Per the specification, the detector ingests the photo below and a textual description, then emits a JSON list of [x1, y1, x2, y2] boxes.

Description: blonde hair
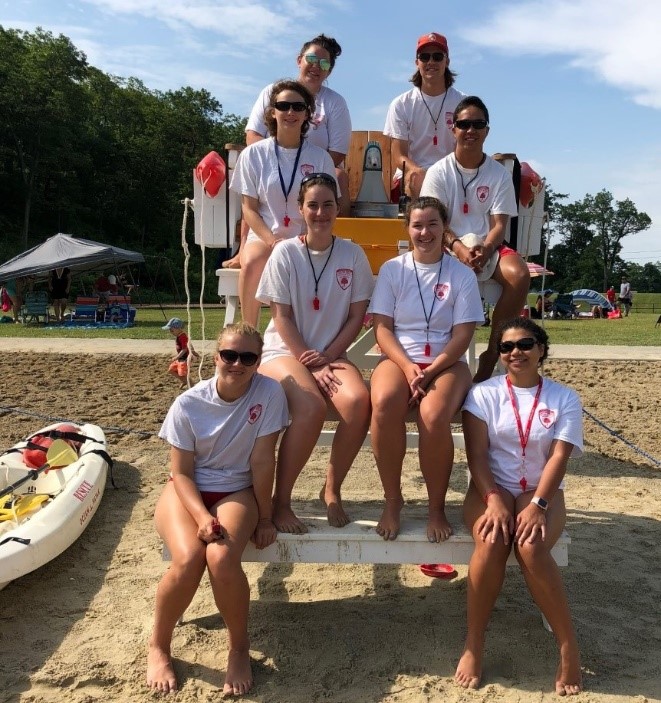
[[217, 322, 263, 354]]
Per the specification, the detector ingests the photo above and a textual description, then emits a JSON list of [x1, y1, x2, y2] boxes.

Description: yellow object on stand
[[334, 217, 409, 275]]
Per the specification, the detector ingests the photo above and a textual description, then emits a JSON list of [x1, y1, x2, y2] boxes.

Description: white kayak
[[0, 422, 110, 590]]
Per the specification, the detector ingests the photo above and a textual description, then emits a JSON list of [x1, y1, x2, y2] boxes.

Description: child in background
[[162, 318, 199, 387]]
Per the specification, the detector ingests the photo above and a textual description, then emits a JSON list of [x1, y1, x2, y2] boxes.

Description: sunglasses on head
[[497, 337, 538, 354], [454, 119, 489, 130], [304, 54, 332, 71], [217, 349, 259, 366], [300, 172, 337, 188], [417, 51, 446, 62], [274, 100, 308, 113]]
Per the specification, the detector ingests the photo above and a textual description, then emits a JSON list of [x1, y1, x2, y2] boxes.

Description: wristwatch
[[531, 496, 549, 511]]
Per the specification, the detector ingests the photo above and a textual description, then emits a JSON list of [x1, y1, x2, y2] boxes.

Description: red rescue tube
[[195, 151, 226, 198], [519, 162, 542, 209]]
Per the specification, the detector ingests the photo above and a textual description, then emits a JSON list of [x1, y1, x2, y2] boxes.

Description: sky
[[3, 0, 660, 265]]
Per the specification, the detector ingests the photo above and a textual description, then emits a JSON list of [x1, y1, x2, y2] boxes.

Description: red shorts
[[498, 244, 517, 257], [418, 362, 432, 370], [167, 477, 237, 510], [168, 360, 189, 379]]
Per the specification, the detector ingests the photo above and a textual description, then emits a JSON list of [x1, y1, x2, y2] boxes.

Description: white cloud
[[81, 0, 315, 46], [462, 0, 661, 109]]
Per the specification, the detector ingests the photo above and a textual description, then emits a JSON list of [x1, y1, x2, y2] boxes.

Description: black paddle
[[0, 440, 79, 500]]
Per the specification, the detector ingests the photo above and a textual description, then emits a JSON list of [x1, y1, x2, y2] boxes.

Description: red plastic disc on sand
[[419, 563, 458, 580]]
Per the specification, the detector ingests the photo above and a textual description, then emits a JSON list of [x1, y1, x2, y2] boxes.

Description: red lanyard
[[506, 376, 543, 490]]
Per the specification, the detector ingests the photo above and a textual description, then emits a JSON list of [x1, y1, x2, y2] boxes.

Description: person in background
[[230, 79, 336, 327], [1, 278, 22, 322], [420, 95, 530, 382], [456, 317, 582, 694], [93, 273, 111, 302], [533, 290, 553, 319], [619, 276, 632, 316], [162, 317, 199, 389], [256, 172, 373, 533], [147, 323, 289, 696], [368, 196, 484, 542], [605, 285, 616, 306], [48, 267, 71, 323], [223, 33, 352, 270], [384, 32, 465, 200]]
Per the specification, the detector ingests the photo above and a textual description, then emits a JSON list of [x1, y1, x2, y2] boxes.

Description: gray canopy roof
[[0, 233, 145, 281]]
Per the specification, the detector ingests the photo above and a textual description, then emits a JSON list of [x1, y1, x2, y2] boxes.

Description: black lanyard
[[274, 138, 303, 227], [304, 235, 336, 310], [419, 89, 448, 146], [412, 253, 444, 356], [454, 154, 485, 214]]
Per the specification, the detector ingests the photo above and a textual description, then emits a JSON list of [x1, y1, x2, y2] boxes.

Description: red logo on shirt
[[248, 404, 262, 424], [445, 112, 453, 128], [538, 408, 555, 428], [434, 283, 449, 300], [476, 186, 489, 202], [300, 164, 314, 176], [336, 268, 353, 290]]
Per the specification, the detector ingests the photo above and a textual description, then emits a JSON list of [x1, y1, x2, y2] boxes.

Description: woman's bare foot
[[147, 644, 177, 693], [555, 648, 582, 695], [376, 496, 404, 540], [454, 648, 481, 689], [319, 486, 350, 527], [221, 255, 241, 269], [223, 648, 253, 697], [272, 503, 308, 534], [427, 507, 453, 542]]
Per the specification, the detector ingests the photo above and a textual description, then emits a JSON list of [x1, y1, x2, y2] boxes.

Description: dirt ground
[[0, 352, 659, 703]]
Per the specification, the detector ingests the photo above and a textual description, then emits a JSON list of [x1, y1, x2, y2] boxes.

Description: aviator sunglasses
[[497, 337, 538, 354], [454, 119, 489, 130], [304, 54, 332, 71], [417, 51, 446, 63], [217, 349, 259, 366], [274, 100, 308, 113]]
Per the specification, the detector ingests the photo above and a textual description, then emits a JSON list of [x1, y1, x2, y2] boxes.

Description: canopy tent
[[0, 233, 144, 282], [569, 289, 614, 311]]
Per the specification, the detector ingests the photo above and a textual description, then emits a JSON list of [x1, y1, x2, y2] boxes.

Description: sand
[[0, 350, 660, 703]]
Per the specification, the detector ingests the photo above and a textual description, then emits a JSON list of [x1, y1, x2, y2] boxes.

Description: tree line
[[1, 27, 657, 296]]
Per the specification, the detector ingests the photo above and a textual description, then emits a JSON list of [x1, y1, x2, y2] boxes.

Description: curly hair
[[263, 79, 315, 138], [298, 34, 342, 71]]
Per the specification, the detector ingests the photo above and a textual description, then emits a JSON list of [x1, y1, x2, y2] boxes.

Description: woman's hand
[[197, 516, 226, 544], [252, 518, 277, 549], [312, 362, 344, 397], [406, 363, 427, 406], [298, 349, 330, 367], [475, 494, 514, 544], [515, 503, 547, 545]]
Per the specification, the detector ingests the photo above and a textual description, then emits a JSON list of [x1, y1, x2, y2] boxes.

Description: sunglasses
[[454, 119, 489, 130], [300, 172, 337, 188], [304, 54, 332, 71], [417, 51, 446, 63], [497, 337, 538, 354], [274, 100, 308, 113], [217, 349, 259, 366]]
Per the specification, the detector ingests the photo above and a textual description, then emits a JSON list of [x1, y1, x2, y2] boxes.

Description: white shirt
[[246, 84, 352, 156], [230, 137, 337, 240], [420, 154, 518, 238], [368, 253, 484, 363], [463, 376, 583, 494], [257, 236, 374, 364], [159, 374, 289, 492], [383, 86, 465, 170]]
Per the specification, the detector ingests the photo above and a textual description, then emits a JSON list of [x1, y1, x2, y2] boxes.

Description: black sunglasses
[[454, 119, 489, 130], [274, 100, 308, 113], [497, 337, 538, 354], [300, 172, 337, 187], [417, 52, 445, 62], [218, 349, 259, 366]]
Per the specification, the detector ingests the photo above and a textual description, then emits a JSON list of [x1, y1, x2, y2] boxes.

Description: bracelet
[[483, 488, 500, 505], [448, 238, 461, 251]]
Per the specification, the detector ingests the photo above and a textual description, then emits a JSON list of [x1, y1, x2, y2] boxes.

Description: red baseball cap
[[416, 32, 448, 55]]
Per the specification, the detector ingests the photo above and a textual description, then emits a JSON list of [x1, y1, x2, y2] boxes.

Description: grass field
[[2, 302, 661, 345]]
